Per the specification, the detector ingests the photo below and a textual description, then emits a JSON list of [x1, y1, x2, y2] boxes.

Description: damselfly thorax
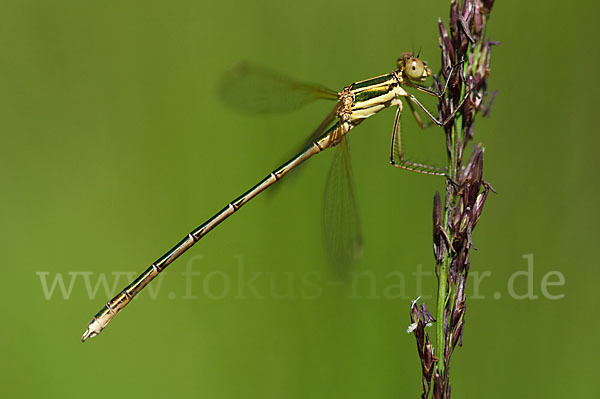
[[330, 71, 409, 144]]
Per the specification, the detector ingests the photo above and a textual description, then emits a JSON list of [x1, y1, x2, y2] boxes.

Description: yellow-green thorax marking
[[326, 52, 431, 146]]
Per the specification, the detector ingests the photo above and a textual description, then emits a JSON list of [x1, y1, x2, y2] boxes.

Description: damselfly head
[[397, 52, 431, 82]]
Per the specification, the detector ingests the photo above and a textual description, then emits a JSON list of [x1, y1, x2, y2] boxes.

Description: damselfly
[[81, 52, 467, 342]]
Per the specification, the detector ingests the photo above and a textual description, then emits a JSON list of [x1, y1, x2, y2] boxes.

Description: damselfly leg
[[390, 57, 471, 175]]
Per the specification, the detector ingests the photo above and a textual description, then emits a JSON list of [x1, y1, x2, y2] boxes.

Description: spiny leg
[[406, 99, 430, 130], [393, 89, 471, 178], [389, 106, 446, 175], [405, 88, 471, 127], [397, 97, 465, 182], [410, 57, 466, 98], [391, 68, 471, 175]]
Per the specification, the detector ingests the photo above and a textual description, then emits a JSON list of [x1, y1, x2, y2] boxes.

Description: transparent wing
[[304, 103, 339, 146], [266, 104, 340, 199], [322, 137, 363, 279], [219, 62, 338, 114]]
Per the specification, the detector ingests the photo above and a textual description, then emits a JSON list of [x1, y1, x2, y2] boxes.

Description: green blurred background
[[1, 0, 598, 398]]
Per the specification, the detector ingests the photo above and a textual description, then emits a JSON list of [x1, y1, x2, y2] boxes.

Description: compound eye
[[405, 57, 425, 80]]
